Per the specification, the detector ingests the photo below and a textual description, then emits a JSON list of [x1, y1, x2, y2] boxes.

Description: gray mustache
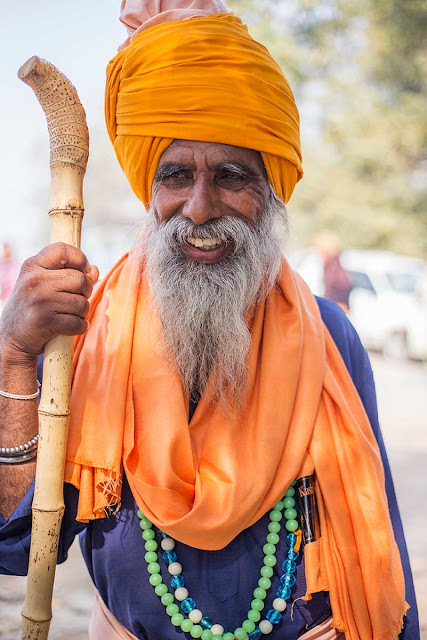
[[160, 214, 258, 254]]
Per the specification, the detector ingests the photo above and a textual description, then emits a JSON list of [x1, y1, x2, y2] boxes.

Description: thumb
[[88, 264, 99, 285]]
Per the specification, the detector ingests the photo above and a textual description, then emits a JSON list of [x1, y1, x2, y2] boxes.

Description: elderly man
[[0, 1, 419, 639]]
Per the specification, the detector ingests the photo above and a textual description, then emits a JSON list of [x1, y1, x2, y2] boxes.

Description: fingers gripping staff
[[17, 56, 89, 640]]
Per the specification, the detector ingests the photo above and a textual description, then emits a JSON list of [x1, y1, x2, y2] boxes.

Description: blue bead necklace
[[137, 482, 301, 639]]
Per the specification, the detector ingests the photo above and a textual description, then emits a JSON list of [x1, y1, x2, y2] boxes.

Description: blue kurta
[[0, 298, 420, 639]]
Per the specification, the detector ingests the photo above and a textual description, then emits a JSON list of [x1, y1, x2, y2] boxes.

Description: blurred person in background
[[0, 242, 18, 304], [315, 231, 353, 313], [0, 1, 419, 639]]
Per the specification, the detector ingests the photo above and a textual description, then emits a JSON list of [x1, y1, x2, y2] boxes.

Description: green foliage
[[226, 0, 427, 256]]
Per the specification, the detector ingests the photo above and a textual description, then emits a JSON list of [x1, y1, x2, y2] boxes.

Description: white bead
[[189, 609, 203, 623], [210, 624, 224, 635], [168, 562, 182, 575], [272, 597, 287, 612], [259, 619, 274, 634], [161, 537, 175, 551], [174, 587, 188, 601]]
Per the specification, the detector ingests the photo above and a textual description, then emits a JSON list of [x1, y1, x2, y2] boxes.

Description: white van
[[291, 249, 427, 360]]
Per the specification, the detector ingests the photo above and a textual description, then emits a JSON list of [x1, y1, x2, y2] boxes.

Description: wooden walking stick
[[18, 56, 89, 640]]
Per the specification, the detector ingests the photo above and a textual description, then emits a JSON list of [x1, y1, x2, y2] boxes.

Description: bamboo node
[[48, 208, 84, 219], [38, 410, 70, 418], [31, 507, 65, 516]]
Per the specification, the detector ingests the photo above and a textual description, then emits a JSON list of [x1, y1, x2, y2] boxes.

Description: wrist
[[0, 336, 38, 375]]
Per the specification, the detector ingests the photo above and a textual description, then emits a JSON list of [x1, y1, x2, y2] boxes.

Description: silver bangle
[[0, 380, 40, 400], [0, 449, 38, 464], [0, 434, 38, 458]]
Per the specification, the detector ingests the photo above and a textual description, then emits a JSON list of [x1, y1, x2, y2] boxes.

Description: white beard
[[141, 190, 288, 408]]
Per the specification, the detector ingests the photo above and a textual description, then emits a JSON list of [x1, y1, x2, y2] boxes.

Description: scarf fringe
[[376, 602, 410, 640], [98, 473, 123, 517]]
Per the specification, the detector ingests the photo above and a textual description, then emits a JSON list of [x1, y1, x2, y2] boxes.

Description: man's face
[[152, 140, 271, 264], [144, 139, 286, 405]]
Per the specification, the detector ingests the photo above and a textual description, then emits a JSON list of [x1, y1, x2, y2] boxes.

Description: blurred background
[[0, 0, 426, 637]]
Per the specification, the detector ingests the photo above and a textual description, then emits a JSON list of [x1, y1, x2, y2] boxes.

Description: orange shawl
[[65, 253, 407, 640]]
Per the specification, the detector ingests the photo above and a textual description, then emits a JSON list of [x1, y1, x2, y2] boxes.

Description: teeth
[[187, 236, 223, 250]]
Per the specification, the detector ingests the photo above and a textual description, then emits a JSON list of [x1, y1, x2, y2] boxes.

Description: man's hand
[[0, 242, 98, 362], [0, 243, 98, 519]]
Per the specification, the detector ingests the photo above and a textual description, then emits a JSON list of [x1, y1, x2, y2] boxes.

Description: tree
[[227, 0, 427, 256]]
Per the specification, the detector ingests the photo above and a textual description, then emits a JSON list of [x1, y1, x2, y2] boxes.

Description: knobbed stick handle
[[18, 57, 89, 640], [18, 56, 88, 171]]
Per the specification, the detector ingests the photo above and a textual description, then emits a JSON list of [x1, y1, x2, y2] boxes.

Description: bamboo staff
[[18, 56, 89, 640]]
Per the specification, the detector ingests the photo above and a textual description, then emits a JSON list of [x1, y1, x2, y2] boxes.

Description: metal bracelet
[[0, 380, 41, 400], [0, 434, 39, 457], [0, 448, 38, 464]]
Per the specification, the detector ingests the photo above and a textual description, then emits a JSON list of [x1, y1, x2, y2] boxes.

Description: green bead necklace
[[137, 482, 301, 639]]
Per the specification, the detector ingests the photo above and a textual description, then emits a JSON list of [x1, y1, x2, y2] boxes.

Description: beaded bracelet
[[0, 380, 41, 400], [0, 435, 39, 464]]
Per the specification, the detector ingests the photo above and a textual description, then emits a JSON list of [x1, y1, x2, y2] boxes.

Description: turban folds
[[105, 13, 303, 205]]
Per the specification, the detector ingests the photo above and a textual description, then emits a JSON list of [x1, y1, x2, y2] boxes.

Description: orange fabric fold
[[105, 14, 302, 205], [66, 253, 407, 640]]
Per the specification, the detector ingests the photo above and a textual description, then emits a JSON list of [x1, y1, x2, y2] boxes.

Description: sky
[[0, 0, 314, 266], [0, 1, 127, 258]]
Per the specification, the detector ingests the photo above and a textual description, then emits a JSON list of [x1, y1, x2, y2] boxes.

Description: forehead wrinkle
[[159, 140, 266, 171]]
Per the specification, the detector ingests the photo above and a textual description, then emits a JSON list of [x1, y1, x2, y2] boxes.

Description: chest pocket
[[207, 536, 239, 601]]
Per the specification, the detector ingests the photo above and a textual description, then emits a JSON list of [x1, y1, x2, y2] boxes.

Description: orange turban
[[105, 13, 303, 206]]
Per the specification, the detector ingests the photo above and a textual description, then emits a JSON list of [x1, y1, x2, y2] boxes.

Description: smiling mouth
[[186, 236, 226, 251], [181, 235, 234, 263]]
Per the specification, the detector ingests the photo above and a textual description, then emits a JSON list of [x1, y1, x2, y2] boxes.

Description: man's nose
[[181, 175, 220, 225]]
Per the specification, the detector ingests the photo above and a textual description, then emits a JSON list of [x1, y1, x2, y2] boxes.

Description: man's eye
[[217, 172, 247, 186], [169, 170, 190, 180], [157, 169, 193, 186]]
